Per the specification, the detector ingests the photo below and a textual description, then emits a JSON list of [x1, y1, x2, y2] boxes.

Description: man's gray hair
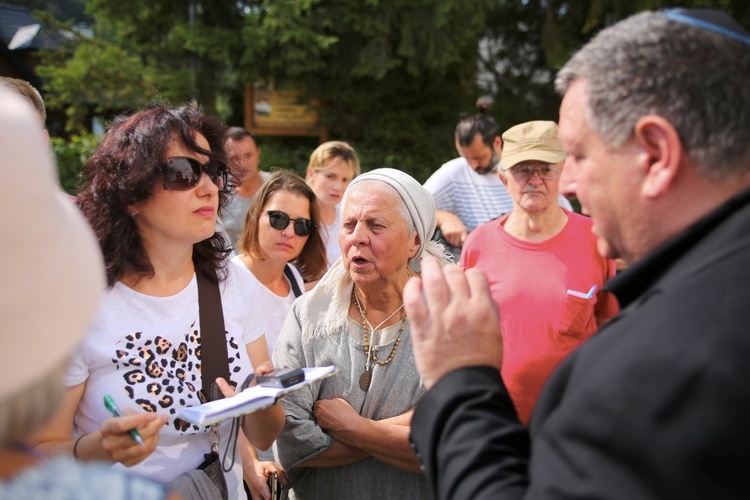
[[555, 10, 750, 179]]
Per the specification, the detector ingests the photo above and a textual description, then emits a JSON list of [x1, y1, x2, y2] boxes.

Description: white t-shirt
[[424, 157, 514, 232], [66, 260, 267, 500], [231, 256, 304, 356], [323, 205, 342, 267], [424, 157, 572, 232]]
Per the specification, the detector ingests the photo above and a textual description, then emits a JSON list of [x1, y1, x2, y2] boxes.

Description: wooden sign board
[[244, 82, 327, 143]]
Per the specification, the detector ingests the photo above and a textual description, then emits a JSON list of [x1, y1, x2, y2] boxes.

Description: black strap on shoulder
[[196, 269, 230, 403], [284, 264, 303, 298]]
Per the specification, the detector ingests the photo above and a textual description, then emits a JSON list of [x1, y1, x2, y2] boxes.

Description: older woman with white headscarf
[[272, 168, 448, 499]]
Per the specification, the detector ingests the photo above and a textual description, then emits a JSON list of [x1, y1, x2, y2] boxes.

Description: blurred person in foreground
[[559, 162, 628, 272], [221, 127, 271, 249], [0, 90, 169, 497], [460, 120, 618, 425], [273, 168, 450, 499], [0, 77, 46, 135], [32, 105, 284, 500], [232, 170, 327, 498], [406, 8, 750, 499]]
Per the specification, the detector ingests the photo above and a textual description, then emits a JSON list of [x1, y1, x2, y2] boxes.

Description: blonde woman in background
[[305, 141, 360, 269]]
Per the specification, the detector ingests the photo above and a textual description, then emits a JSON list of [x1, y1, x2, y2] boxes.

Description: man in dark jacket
[[405, 8, 750, 500]]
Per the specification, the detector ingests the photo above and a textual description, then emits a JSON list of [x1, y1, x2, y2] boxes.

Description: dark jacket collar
[[606, 187, 750, 309]]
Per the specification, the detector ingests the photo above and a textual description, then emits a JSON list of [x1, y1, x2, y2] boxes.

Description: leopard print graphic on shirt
[[110, 322, 244, 433]]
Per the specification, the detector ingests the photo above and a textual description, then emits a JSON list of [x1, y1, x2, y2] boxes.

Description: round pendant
[[359, 371, 372, 391]]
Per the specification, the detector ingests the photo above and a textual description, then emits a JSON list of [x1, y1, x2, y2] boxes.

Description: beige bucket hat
[[0, 89, 105, 400], [500, 120, 566, 170]]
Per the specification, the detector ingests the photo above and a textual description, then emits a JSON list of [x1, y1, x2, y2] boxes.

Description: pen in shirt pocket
[[566, 285, 598, 299]]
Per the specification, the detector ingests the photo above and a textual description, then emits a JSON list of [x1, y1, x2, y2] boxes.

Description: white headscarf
[[346, 168, 451, 265], [299, 168, 449, 339]]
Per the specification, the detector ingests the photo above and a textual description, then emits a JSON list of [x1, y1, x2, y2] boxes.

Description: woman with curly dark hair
[[33, 105, 284, 499]]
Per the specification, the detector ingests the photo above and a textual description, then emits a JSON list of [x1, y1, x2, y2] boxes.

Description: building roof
[[0, 3, 52, 50]]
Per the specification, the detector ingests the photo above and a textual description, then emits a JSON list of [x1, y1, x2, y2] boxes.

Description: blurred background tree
[[11, 0, 748, 191]]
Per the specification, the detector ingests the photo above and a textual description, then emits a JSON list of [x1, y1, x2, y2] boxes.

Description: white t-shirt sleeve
[[424, 163, 457, 213], [64, 340, 90, 386]]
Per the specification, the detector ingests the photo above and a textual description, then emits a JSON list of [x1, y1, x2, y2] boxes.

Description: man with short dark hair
[[221, 127, 271, 248], [406, 8, 750, 499], [424, 105, 510, 254]]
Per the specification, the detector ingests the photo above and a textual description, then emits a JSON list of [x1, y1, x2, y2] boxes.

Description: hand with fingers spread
[[403, 255, 503, 390]]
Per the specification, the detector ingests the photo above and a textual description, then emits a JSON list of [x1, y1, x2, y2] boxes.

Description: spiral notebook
[[178, 366, 338, 425]]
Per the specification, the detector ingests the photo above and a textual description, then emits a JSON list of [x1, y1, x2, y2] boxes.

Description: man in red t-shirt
[[460, 120, 618, 425]]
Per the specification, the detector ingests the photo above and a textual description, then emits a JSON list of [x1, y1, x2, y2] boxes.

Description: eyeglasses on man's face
[[267, 210, 315, 237], [162, 157, 228, 191], [508, 162, 561, 182]]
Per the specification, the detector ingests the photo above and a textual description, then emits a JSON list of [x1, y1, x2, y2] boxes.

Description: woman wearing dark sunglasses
[[232, 170, 326, 499], [235, 169, 327, 358], [33, 105, 284, 500]]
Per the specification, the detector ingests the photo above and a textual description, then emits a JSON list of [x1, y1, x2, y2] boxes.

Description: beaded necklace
[[352, 287, 407, 391]]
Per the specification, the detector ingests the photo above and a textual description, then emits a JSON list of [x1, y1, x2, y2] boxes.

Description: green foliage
[[255, 135, 449, 184], [35, 0, 750, 187], [241, 0, 493, 180], [39, 41, 157, 132], [476, 0, 750, 135], [84, 0, 249, 117], [254, 136, 319, 177], [245, 0, 491, 79], [50, 131, 101, 194], [34, 11, 159, 133]]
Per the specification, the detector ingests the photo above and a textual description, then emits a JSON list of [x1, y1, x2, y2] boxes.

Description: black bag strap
[[196, 268, 230, 403], [284, 264, 303, 298]]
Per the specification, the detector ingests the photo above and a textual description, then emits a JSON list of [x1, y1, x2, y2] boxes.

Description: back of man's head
[[556, 9, 750, 180], [455, 98, 499, 148], [0, 77, 46, 123]]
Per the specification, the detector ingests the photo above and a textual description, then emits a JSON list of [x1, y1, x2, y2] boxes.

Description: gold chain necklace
[[352, 287, 407, 391]]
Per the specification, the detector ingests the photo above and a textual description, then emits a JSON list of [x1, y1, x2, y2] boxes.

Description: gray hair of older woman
[[344, 168, 451, 265]]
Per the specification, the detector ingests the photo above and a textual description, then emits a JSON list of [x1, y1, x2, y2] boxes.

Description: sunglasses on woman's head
[[267, 210, 315, 237], [162, 157, 228, 191]]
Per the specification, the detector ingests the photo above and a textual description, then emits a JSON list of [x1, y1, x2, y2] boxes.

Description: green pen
[[103, 395, 146, 446]]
